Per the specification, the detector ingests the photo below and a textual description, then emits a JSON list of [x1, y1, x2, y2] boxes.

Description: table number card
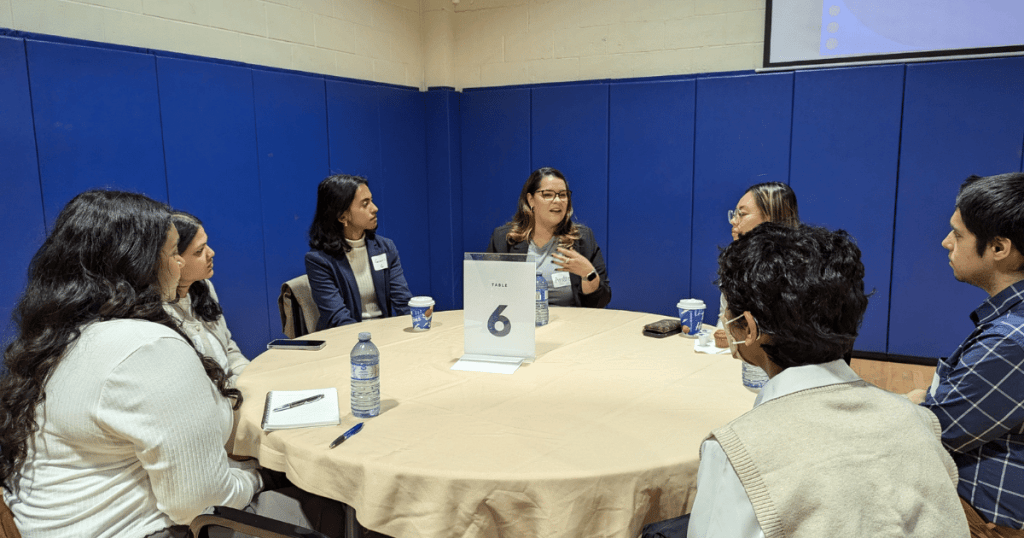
[[457, 253, 535, 373]]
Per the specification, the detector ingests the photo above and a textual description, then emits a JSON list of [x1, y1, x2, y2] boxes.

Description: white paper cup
[[676, 299, 705, 336], [409, 296, 435, 331]]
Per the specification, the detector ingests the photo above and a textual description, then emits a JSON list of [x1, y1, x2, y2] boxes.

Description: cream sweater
[[4, 319, 259, 538], [164, 280, 248, 385], [710, 380, 968, 538]]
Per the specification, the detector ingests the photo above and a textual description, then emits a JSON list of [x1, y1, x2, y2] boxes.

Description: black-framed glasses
[[536, 190, 571, 202]]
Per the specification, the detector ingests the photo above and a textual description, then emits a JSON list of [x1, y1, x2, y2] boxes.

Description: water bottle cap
[[358, 332, 371, 341]]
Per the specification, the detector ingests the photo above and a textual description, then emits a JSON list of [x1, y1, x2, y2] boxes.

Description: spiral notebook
[[260, 388, 341, 431]]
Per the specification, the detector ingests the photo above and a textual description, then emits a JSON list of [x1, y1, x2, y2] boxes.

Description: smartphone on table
[[267, 339, 326, 351]]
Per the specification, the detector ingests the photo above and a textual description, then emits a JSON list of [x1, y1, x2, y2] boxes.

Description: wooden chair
[[278, 275, 320, 339], [961, 497, 1024, 538], [0, 496, 327, 538]]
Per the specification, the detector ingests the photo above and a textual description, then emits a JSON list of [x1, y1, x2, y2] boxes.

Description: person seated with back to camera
[[306, 174, 412, 330], [486, 167, 611, 308], [164, 211, 248, 386], [0, 190, 343, 538], [659, 223, 969, 538]]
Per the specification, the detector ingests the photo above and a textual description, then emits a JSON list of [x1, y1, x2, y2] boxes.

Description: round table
[[230, 308, 755, 538]]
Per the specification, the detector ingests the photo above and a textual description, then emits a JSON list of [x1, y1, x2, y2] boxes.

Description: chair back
[[278, 275, 320, 339], [0, 496, 21, 538], [961, 497, 1024, 538]]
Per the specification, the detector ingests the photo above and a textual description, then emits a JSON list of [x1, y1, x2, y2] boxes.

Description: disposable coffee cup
[[697, 329, 713, 346], [676, 299, 705, 336], [409, 296, 435, 331]]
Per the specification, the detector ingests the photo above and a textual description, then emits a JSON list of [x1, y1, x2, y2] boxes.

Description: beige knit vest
[[710, 380, 969, 538]]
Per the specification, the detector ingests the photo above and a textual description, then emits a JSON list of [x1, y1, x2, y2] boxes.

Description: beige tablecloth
[[231, 308, 756, 538]]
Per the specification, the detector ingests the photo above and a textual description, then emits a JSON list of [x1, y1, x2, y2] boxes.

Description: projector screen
[[764, 0, 1024, 69]]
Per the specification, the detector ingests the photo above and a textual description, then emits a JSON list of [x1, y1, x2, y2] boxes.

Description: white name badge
[[371, 253, 388, 271], [551, 272, 571, 288]]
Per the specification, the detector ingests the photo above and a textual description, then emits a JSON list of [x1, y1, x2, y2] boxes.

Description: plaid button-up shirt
[[924, 280, 1024, 529]]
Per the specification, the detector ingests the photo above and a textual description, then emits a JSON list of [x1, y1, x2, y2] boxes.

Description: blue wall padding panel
[[27, 40, 167, 224], [326, 80, 381, 183], [460, 88, 531, 252], [0, 37, 46, 352], [252, 70, 329, 336], [790, 65, 905, 354], [608, 80, 696, 316], [889, 57, 1024, 358], [156, 56, 270, 359], [531, 85, 610, 249], [425, 89, 463, 310], [379, 86, 431, 300], [692, 73, 794, 322]]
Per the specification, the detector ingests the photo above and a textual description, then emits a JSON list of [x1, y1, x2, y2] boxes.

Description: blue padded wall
[[379, 86, 431, 300], [0, 37, 46, 352], [157, 56, 270, 359], [531, 84, 610, 249], [326, 80, 381, 182], [253, 70, 329, 336], [460, 88, 531, 252], [692, 73, 794, 322], [790, 65, 905, 354], [425, 89, 463, 310], [27, 40, 167, 223], [889, 57, 1024, 358], [608, 80, 696, 316]]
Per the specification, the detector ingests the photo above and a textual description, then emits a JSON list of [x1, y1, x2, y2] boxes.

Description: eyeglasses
[[727, 209, 743, 224], [536, 190, 571, 202]]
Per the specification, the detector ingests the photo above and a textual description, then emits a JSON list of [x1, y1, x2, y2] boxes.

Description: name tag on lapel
[[371, 253, 389, 271], [551, 272, 571, 288]]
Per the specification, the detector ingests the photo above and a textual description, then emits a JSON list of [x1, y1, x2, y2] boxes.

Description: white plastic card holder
[[457, 253, 536, 373]]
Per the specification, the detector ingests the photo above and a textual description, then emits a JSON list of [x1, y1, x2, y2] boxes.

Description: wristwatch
[[586, 270, 598, 282]]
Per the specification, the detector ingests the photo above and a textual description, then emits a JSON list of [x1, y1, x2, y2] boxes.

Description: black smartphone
[[267, 339, 326, 351]]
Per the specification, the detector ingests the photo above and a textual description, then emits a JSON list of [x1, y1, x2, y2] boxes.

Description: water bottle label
[[351, 363, 379, 380], [536, 289, 547, 301]]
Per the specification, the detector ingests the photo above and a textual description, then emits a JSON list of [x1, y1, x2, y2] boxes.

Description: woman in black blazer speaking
[[487, 167, 611, 308]]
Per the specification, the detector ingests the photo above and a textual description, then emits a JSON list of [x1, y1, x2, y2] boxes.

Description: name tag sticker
[[371, 254, 389, 271], [551, 272, 571, 288]]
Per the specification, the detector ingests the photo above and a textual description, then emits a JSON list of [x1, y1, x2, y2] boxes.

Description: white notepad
[[260, 388, 341, 431]]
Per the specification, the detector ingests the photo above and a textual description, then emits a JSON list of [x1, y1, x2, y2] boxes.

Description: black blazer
[[486, 223, 612, 308]]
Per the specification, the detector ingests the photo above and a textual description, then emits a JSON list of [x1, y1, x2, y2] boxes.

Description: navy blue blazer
[[305, 234, 412, 330], [486, 223, 612, 309]]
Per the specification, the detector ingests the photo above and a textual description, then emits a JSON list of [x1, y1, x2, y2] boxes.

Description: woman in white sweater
[[0, 192, 261, 538], [165, 211, 248, 386]]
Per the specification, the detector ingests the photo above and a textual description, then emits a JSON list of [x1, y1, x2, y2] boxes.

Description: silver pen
[[272, 394, 324, 412]]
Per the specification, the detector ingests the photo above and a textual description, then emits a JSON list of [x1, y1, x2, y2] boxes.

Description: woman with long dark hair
[[306, 174, 412, 330], [165, 211, 248, 385], [486, 167, 611, 308], [0, 191, 258, 537]]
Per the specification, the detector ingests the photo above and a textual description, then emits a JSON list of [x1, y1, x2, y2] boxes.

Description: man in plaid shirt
[[912, 172, 1024, 530]]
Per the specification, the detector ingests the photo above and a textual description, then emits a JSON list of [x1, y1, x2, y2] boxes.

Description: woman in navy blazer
[[305, 174, 411, 330], [486, 167, 611, 308]]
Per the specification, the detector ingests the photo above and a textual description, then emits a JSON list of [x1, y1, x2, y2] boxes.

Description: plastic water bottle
[[536, 271, 549, 326], [350, 332, 380, 418]]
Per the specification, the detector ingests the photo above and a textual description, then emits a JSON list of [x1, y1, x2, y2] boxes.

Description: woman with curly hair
[[0, 191, 285, 538], [486, 167, 611, 308], [165, 211, 248, 386]]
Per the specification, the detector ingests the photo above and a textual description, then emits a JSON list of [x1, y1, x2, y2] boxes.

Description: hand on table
[[906, 388, 928, 405]]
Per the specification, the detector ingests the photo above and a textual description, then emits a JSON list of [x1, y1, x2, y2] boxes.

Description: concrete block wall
[[5, 0, 425, 88], [2, 0, 765, 90]]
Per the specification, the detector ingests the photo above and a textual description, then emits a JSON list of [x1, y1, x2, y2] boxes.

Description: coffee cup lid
[[409, 296, 435, 308], [677, 298, 705, 309]]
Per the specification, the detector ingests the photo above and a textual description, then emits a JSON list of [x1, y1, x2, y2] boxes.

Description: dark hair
[[717, 223, 868, 369], [956, 173, 1024, 264], [308, 174, 374, 256], [507, 167, 581, 247], [746, 182, 800, 227], [171, 211, 223, 323], [0, 191, 240, 492]]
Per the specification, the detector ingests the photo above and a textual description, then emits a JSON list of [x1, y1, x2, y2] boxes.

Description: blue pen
[[329, 422, 364, 449]]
